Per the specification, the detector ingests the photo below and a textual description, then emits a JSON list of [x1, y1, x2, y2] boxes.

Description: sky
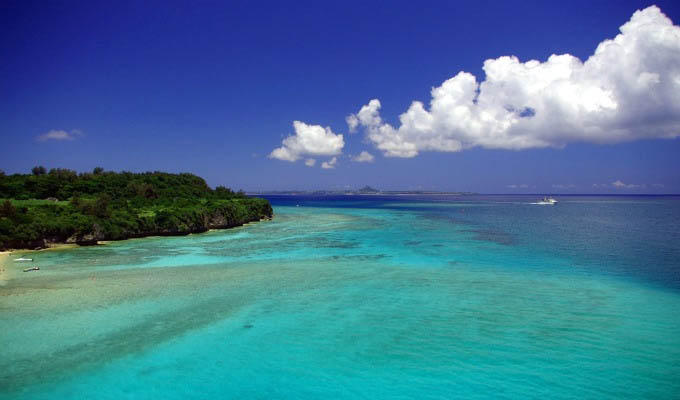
[[1, 0, 680, 193]]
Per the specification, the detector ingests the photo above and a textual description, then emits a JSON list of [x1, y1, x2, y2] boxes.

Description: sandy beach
[[0, 244, 83, 286], [0, 251, 11, 286]]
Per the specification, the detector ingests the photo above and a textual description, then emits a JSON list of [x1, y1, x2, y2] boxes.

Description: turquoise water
[[1, 195, 680, 399]]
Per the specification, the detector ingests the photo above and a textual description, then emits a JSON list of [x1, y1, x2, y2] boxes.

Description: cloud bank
[[347, 6, 680, 157], [552, 184, 577, 189], [36, 129, 82, 142], [592, 180, 659, 189], [507, 184, 532, 189], [270, 121, 344, 162], [611, 180, 646, 189]]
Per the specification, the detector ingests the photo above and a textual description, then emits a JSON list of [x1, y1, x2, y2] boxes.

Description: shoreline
[[0, 251, 9, 286], [0, 218, 274, 283], [0, 244, 81, 286], [1, 216, 274, 253]]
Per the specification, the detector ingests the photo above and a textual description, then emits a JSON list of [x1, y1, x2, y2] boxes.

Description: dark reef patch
[[463, 228, 516, 246]]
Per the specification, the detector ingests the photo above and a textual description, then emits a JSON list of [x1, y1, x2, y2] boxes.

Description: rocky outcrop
[[66, 223, 103, 246]]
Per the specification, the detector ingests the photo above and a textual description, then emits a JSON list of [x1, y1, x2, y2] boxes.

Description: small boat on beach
[[14, 257, 34, 262]]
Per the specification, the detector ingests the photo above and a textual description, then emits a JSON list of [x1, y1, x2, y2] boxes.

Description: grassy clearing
[[4, 199, 70, 207]]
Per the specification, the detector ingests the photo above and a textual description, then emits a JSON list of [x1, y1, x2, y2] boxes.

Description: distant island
[[0, 167, 273, 250], [249, 186, 476, 196]]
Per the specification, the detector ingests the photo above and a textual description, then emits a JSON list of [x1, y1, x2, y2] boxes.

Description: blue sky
[[1, 0, 679, 193]]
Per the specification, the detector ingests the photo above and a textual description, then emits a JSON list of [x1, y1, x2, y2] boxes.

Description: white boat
[[14, 257, 34, 262], [535, 197, 558, 205]]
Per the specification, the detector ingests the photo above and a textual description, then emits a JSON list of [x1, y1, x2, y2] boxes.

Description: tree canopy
[[0, 168, 272, 250]]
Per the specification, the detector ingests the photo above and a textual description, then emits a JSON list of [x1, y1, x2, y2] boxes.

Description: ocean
[[1, 195, 679, 399]]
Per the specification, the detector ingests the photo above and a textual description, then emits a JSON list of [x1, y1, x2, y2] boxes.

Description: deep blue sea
[[1, 195, 679, 399]]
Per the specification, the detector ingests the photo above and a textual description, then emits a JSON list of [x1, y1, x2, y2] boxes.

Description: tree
[[93, 194, 111, 218], [214, 186, 235, 199], [31, 166, 47, 176], [70, 193, 82, 208], [93, 167, 104, 175], [0, 200, 16, 218]]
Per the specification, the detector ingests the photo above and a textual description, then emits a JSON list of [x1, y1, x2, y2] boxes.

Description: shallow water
[[1, 195, 679, 399]]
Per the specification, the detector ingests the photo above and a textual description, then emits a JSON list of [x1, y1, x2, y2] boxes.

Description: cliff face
[[5, 205, 273, 250]]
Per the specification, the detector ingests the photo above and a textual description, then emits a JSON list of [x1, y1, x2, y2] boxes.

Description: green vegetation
[[0, 167, 273, 250]]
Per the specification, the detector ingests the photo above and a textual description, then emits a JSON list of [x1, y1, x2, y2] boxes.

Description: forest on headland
[[0, 167, 273, 250]]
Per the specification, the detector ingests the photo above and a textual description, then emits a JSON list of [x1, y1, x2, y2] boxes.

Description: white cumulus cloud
[[270, 121, 344, 162], [346, 114, 359, 133], [351, 151, 375, 163], [321, 157, 338, 169], [305, 158, 316, 167], [347, 6, 680, 157], [36, 129, 82, 142]]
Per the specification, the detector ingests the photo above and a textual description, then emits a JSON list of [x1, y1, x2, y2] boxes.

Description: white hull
[[533, 197, 558, 205]]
